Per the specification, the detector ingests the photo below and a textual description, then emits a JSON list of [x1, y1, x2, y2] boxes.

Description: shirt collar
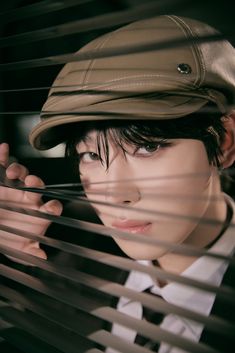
[[122, 196, 235, 314], [152, 197, 235, 314]]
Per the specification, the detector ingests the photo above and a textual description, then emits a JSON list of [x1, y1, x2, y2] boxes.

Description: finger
[[6, 162, 29, 181], [9, 243, 48, 265], [38, 200, 63, 236], [24, 242, 47, 260], [24, 174, 45, 203], [40, 199, 63, 217], [0, 143, 9, 167]]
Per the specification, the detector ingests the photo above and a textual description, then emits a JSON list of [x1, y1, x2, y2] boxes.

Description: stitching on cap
[[167, 16, 201, 87], [88, 74, 191, 86], [91, 81, 191, 92], [83, 24, 128, 85], [47, 82, 208, 101], [171, 16, 206, 87], [48, 77, 192, 97], [66, 72, 192, 89], [81, 36, 109, 85], [54, 74, 192, 92], [175, 16, 206, 86], [83, 33, 113, 85]]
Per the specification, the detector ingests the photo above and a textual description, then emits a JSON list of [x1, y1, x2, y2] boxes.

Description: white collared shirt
[[106, 198, 235, 353]]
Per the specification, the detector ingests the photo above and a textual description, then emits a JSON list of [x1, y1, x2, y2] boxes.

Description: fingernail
[[0, 143, 8, 150]]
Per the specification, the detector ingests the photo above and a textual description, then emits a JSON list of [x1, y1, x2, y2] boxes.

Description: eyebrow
[[80, 133, 96, 143]]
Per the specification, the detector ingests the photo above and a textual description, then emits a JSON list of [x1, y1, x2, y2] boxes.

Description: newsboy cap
[[30, 15, 235, 150]]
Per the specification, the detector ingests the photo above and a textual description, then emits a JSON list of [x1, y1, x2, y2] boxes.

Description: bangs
[[65, 104, 226, 169]]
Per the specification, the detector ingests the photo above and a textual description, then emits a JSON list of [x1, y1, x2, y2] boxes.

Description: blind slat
[[0, 283, 225, 353], [0, 33, 223, 71], [0, 306, 219, 353], [0, 306, 98, 353], [0, 0, 93, 23], [2, 243, 235, 305], [0, 326, 64, 353], [1, 247, 235, 337], [0, 200, 234, 264], [0, 0, 201, 47]]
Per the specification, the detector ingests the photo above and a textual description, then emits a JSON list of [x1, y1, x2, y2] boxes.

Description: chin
[[116, 240, 168, 261]]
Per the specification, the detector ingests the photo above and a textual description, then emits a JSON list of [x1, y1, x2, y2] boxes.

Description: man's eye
[[134, 143, 161, 155], [134, 140, 172, 156], [79, 152, 100, 163]]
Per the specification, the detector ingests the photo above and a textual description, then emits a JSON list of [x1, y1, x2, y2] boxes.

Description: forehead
[[79, 129, 114, 145], [81, 130, 97, 142], [76, 129, 112, 150]]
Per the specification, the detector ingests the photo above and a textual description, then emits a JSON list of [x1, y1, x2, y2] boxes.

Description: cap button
[[177, 63, 192, 74]]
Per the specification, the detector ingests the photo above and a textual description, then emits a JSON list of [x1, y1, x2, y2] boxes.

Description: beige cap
[[30, 15, 235, 150]]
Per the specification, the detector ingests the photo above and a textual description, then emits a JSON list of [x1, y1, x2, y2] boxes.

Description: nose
[[106, 182, 141, 205], [105, 160, 140, 205]]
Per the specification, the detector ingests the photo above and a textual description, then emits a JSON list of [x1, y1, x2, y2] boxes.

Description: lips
[[111, 220, 152, 234]]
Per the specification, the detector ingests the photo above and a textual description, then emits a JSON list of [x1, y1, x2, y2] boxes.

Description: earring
[[206, 126, 220, 144]]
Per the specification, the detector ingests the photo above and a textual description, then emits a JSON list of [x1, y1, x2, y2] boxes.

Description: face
[[76, 130, 221, 261]]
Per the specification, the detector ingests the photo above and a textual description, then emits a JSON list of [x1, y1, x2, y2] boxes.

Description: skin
[[0, 112, 234, 274], [0, 143, 62, 263], [77, 132, 227, 274]]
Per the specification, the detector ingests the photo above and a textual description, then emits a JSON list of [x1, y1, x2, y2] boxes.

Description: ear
[[220, 111, 235, 168]]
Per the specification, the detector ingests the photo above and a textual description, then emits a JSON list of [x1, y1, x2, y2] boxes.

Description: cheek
[[149, 141, 211, 200], [80, 172, 110, 219], [130, 144, 212, 244], [143, 174, 212, 235], [164, 145, 212, 216], [81, 141, 212, 227]]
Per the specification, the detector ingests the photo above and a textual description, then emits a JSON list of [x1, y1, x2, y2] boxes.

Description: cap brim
[[30, 94, 211, 150]]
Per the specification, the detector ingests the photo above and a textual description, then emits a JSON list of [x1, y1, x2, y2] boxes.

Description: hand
[[0, 143, 63, 263]]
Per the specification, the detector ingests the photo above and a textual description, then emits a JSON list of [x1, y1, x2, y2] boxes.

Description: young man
[[1, 15, 235, 352]]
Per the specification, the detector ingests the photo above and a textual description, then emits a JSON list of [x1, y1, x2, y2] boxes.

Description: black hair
[[65, 104, 227, 171]]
